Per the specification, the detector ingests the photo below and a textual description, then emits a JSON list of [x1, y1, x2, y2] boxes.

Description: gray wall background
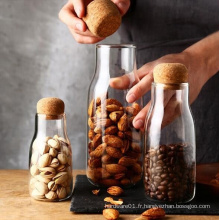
[[0, 0, 120, 169]]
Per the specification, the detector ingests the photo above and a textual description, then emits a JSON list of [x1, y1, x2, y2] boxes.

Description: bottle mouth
[[96, 44, 136, 49], [153, 82, 188, 90]]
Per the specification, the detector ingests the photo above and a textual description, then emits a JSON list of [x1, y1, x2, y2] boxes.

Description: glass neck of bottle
[[35, 114, 67, 138]]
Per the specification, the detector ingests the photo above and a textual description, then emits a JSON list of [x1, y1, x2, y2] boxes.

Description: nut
[[35, 181, 49, 195], [101, 155, 116, 164], [92, 134, 102, 148], [103, 208, 119, 220], [30, 164, 39, 176], [88, 129, 95, 140], [106, 146, 123, 159], [48, 139, 60, 150], [57, 186, 67, 199], [45, 191, 57, 200], [117, 114, 129, 131], [142, 207, 165, 219], [53, 172, 68, 184], [92, 189, 100, 195], [105, 126, 118, 135], [105, 164, 127, 174], [88, 99, 95, 117], [104, 197, 123, 205], [107, 186, 124, 196], [48, 181, 58, 191], [90, 143, 106, 158], [39, 167, 56, 178], [118, 156, 136, 167], [106, 104, 121, 112], [57, 153, 68, 165], [102, 135, 123, 148], [38, 153, 52, 168], [109, 111, 124, 122]]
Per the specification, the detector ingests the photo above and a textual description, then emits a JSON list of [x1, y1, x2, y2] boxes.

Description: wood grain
[[0, 170, 218, 220]]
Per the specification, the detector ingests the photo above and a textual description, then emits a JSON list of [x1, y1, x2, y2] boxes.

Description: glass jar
[[87, 44, 143, 187], [144, 81, 196, 203], [29, 98, 73, 201]]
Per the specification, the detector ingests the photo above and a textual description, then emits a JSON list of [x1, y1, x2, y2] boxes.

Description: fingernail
[[126, 93, 136, 102], [118, 2, 126, 12], [134, 119, 144, 129], [76, 8, 81, 18], [76, 23, 83, 31]]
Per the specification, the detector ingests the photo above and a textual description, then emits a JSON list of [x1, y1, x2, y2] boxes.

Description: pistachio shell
[[39, 167, 56, 178], [32, 139, 39, 151], [49, 148, 58, 158], [35, 175, 51, 184], [30, 164, 39, 176], [66, 166, 72, 177], [48, 139, 60, 150], [57, 187, 67, 199], [35, 181, 49, 195], [53, 135, 60, 140], [61, 145, 70, 156], [31, 151, 39, 165], [48, 181, 58, 191], [58, 137, 68, 145], [38, 142, 50, 155], [56, 164, 66, 172], [50, 158, 59, 168], [29, 178, 37, 190], [31, 189, 45, 199], [45, 191, 57, 200], [53, 172, 68, 184], [38, 153, 52, 168], [58, 153, 68, 165], [45, 136, 52, 143], [67, 156, 72, 166], [66, 187, 72, 195]]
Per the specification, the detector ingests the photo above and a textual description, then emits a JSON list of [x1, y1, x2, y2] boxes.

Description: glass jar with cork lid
[[144, 63, 196, 203], [29, 97, 73, 201]]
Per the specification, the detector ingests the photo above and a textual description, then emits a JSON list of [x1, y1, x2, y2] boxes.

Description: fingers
[[70, 0, 85, 18], [111, 0, 130, 15], [133, 101, 151, 129], [126, 72, 153, 103], [59, 1, 87, 32]]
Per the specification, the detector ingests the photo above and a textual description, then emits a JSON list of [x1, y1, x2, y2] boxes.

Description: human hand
[[59, 0, 130, 44]]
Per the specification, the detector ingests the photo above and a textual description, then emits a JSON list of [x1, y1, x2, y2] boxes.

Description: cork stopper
[[153, 63, 188, 85], [37, 97, 64, 119], [83, 0, 121, 38]]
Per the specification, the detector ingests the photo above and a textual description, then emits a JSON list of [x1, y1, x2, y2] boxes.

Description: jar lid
[[37, 97, 65, 118], [153, 63, 188, 84]]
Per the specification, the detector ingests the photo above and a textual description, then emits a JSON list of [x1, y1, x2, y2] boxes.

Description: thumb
[[112, 0, 130, 16]]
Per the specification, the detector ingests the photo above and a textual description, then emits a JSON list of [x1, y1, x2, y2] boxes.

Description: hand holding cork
[[59, 0, 130, 44]]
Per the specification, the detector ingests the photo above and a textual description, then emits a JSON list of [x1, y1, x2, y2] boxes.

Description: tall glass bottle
[[29, 97, 73, 201], [87, 44, 143, 187], [144, 63, 196, 203]]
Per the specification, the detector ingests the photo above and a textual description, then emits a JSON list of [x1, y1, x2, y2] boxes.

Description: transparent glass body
[[144, 83, 196, 203], [29, 114, 73, 201], [87, 44, 143, 187]]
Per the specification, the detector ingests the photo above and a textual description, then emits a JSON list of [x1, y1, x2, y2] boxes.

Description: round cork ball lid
[[37, 97, 64, 116], [153, 63, 188, 84]]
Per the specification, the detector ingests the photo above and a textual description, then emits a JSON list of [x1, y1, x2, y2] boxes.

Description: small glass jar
[[87, 44, 143, 188], [144, 64, 196, 203], [29, 98, 73, 201]]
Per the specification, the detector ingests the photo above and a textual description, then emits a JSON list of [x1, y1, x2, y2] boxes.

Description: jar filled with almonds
[[29, 97, 73, 201], [87, 45, 143, 187]]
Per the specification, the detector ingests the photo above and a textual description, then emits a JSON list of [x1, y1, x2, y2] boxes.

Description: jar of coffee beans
[[29, 97, 73, 201], [87, 45, 143, 187], [144, 63, 196, 203]]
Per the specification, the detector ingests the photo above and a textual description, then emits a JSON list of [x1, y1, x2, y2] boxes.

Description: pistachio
[[66, 166, 72, 177], [35, 181, 49, 195], [32, 139, 39, 151], [53, 134, 60, 140], [57, 187, 67, 199], [67, 156, 72, 166], [35, 175, 51, 184], [49, 147, 58, 158], [45, 136, 52, 143], [38, 142, 50, 155], [48, 139, 60, 150], [29, 178, 37, 190], [31, 189, 45, 199], [48, 181, 58, 191], [38, 153, 52, 168], [39, 167, 56, 178], [56, 164, 66, 172], [53, 172, 68, 184], [62, 145, 70, 156], [30, 164, 39, 176], [58, 137, 68, 145], [45, 191, 57, 200], [31, 151, 39, 165], [58, 153, 68, 165], [50, 158, 59, 168], [66, 186, 72, 195]]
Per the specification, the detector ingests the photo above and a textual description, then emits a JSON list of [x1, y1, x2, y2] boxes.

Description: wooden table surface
[[0, 170, 218, 220]]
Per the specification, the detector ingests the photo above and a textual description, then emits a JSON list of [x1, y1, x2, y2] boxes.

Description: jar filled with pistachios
[[29, 97, 73, 201]]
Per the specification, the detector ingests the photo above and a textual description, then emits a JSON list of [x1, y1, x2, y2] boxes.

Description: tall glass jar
[[144, 63, 196, 203], [87, 44, 143, 187], [29, 98, 73, 201]]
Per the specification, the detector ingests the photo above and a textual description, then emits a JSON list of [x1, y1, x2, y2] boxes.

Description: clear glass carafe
[[144, 83, 196, 203], [87, 44, 143, 187], [29, 113, 73, 201]]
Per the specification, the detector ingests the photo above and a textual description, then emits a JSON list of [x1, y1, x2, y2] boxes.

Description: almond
[[88, 99, 95, 117], [96, 107, 108, 118], [101, 155, 116, 164], [109, 111, 124, 122], [106, 104, 121, 112], [106, 146, 123, 159], [142, 207, 165, 219], [131, 142, 142, 153], [92, 189, 100, 195], [125, 150, 141, 160], [132, 163, 142, 174], [88, 158, 102, 168], [105, 164, 127, 174], [95, 118, 113, 128], [102, 135, 123, 148], [96, 97, 102, 106], [88, 117, 96, 129], [105, 98, 123, 107], [104, 197, 123, 205], [92, 133, 102, 148], [121, 139, 130, 154], [90, 143, 106, 157], [117, 131, 125, 139], [94, 126, 103, 134], [88, 129, 95, 140], [107, 186, 124, 196], [132, 102, 141, 113], [114, 173, 125, 180], [125, 106, 139, 116], [118, 156, 136, 167], [103, 209, 119, 220], [105, 126, 118, 135], [118, 114, 129, 131]]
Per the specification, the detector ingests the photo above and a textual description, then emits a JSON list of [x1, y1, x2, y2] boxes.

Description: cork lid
[[153, 63, 188, 84], [83, 0, 121, 38], [37, 97, 64, 119]]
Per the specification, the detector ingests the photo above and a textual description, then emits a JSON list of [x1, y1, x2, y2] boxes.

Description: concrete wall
[[0, 0, 120, 169]]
